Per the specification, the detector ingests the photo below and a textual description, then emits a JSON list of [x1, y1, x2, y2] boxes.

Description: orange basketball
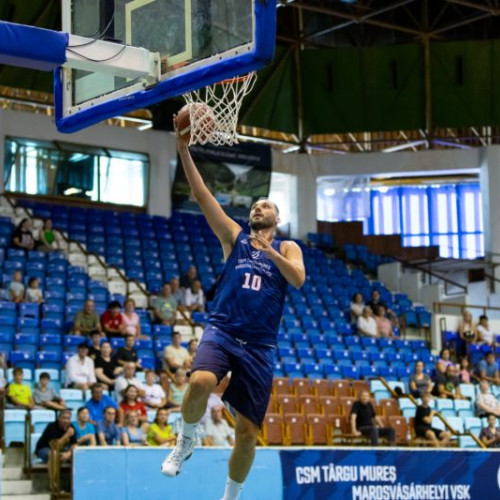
[[176, 103, 216, 143]]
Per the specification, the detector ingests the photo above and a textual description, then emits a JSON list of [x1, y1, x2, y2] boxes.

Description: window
[[268, 172, 297, 235]]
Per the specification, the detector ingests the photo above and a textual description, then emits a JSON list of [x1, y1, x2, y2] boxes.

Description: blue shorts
[[191, 324, 275, 427]]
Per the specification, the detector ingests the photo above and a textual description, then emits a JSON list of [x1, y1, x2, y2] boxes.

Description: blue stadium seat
[[10, 350, 36, 370], [41, 318, 63, 334], [4, 409, 28, 445], [153, 325, 172, 338], [36, 351, 61, 369], [19, 303, 40, 319], [30, 409, 57, 434]]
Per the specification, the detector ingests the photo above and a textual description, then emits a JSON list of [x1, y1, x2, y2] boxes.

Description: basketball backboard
[[55, 0, 276, 133]]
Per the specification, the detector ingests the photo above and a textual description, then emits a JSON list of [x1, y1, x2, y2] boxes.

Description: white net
[[182, 71, 257, 146]]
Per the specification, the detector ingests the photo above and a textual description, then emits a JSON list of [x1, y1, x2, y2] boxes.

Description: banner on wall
[[280, 448, 500, 500], [172, 142, 272, 218]]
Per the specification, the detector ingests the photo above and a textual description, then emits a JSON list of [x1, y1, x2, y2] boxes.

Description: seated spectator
[[25, 277, 43, 303], [101, 300, 126, 338], [374, 305, 394, 338], [73, 300, 103, 337], [119, 385, 148, 425], [163, 331, 190, 373], [458, 309, 477, 356], [97, 406, 121, 445], [200, 393, 224, 426], [143, 370, 167, 410], [414, 392, 450, 447], [33, 372, 66, 411], [121, 410, 148, 446], [480, 414, 500, 448], [184, 280, 205, 313], [350, 390, 395, 446], [35, 409, 76, 463], [73, 407, 96, 446], [180, 265, 198, 289], [350, 292, 364, 324], [203, 406, 234, 447], [433, 364, 465, 400], [12, 218, 35, 250], [115, 362, 145, 402], [476, 380, 500, 417], [38, 219, 59, 251], [367, 289, 397, 324], [356, 306, 378, 337], [147, 408, 176, 446], [170, 277, 185, 308], [166, 369, 189, 410], [116, 334, 141, 369], [409, 360, 432, 398], [7, 367, 34, 410], [153, 284, 178, 326], [66, 342, 96, 390], [87, 332, 102, 360], [85, 383, 119, 425], [459, 357, 472, 384], [9, 270, 25, 304], [437, 348, 455, 370], [476, 352, 500, 386], [187, 339, 198, 368], [95, 341, 123, 390], [477, 315, 495, 346], [122, 298, 143, 338]]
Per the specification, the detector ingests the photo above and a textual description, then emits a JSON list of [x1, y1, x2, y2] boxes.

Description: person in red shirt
[[119, 385, 148, 426], [101, 301, 126, 338]]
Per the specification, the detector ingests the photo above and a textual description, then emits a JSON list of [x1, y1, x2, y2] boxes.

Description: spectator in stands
[[414, 392, 451, 447], [38, 219, 59, 251], [119, 385, 148, 425], [476, 380, 500, 417], [33, 372, 66, 411], [153, 284, 178, 326], [0, 369, 6, 398], [101, 300, 126, 338], [7, 367, 34, 410], [97, 406, 121, 446], [356, 306, 378, 337], [73, 300, 103, 337], [476, 315, 495, 346], [170, 277, 185, 307], [180, 265, 198, 289], [409, 360, 432, 398], [184, 280, 205, 313], [203, 406, 234, 447], [350, 292, 365, 324], [85, 382, 119, 425], [66, 342, 96, 390], [114, 362, 145, 402], [116, 334, 142, 370], [121, 410, 148, 445], [167, 369, 189, 410], [459, 357, 472, 383], [87, 332, 102, 360], [163, 331, 190, 373], [35, 409, 76, 463], [367, 289, 397, 324], [12, 218, 35, 250], [187, 339, 198, 367], [95, 341, 123, 390], [143, 370, 167, 410], [122, 298, 143, 338], [458, 309, 477, 356], [25, 277, 43, 303], [374, 305, 394, 338], [350, 390, 396, 446], [477, 352, 500, 386], [200, 392, 225, 426], [73, 407, 96, 446], [147, 408, 176, 446], [9, 270, 25, 303], [480, 414, 500, 448], [433, 363, 466, 400], [437, 348, 455, 370]]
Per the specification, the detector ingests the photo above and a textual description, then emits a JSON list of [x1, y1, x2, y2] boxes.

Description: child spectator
[[350, 292, 364, 324], [184, 280, 205, 313], [414, 392, 451, 447], [166, 369, 189, 410], [85, 383, 119, 425], [100, 300, 126, 338], [480, 414, 500, 448], [25, 277, 43, 303], [119, 385, 148, 425], [97, 406, 121, 445], [9, 270, 25, 303], [476, 315, 495, 346], [33, 372, 66, 411], [202, 406, 234, 447], [122, 298, 143, 337], [374, 305, 394, 338], [476, 380, 500, 417], [116, 334, 141, 370], [73, 407, 96, 446], [356, 306, 378, 337], [73, 300, 103, 336], [163, 331, 190, 374], [65, 342, 96, 390], [12, 218, 35, 250], [121, 410, 148, 446], [147, 408, 176, 446], [433, 364, 466, 400], [7, 367, 34, 409], [35, 409, 76, 463], [143, 370, 167, 410], [153, 284, 178, 325], [38, 219, 59, 251], [94, 341, 123, 390], [409, 360, 432, 398], [459, 357, 472, 383]]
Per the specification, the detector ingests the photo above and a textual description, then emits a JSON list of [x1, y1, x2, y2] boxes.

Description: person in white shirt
[[143, 370, 167, 409], [66, 343, 96, 390], [114, 362, 145, 402], [184, 280, 205, 313], [350, 292, 365, 324], [477, 315, 495, 346], [203, 406, 234, 447], [357, 306, 378, 337], [476, 380, 500, 417]]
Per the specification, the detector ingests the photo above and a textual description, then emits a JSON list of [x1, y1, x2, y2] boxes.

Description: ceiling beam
[[430, 12, 493, 34], [446, 0, 500, 15]]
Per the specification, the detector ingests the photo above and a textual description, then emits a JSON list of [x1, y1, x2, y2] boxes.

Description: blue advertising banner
[[280, 448, 500, 500]]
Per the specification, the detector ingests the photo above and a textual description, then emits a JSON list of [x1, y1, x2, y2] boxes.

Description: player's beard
[[249, 217, 274, 231]]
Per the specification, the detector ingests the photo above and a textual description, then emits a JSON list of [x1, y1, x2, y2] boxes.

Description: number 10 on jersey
[[242, 273, 262, 291]]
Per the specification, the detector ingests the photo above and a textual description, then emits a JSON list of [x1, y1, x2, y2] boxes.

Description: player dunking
[[161, 116, 305, 500]]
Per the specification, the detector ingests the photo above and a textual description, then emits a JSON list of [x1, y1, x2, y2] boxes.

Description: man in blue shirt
[[478, 353, 500, 386], [85, 383, 118, 425], [97, 406, 121, 445]]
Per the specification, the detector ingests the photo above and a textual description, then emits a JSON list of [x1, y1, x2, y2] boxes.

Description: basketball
[[176, 103, 216, 143]]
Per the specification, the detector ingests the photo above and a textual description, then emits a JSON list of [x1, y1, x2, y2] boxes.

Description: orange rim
[[215, 72, 255, 86]]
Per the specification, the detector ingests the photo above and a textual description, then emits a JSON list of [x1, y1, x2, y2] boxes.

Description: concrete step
[[1, 479, 33, 495], [2, 467, 24, 480], [2, 495, 50, 500]]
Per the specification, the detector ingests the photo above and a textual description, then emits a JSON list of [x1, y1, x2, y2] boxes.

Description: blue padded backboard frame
[[55, 0, 277, 134]]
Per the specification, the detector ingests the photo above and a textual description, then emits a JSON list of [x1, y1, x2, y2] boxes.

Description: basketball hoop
[[182, 71, 257, 147]]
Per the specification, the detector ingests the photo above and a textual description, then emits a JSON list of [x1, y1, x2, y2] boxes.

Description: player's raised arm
[[174, 115, 241, 258]]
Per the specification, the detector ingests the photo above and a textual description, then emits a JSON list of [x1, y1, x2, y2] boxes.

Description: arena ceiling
[[2, 0, 500, 153]]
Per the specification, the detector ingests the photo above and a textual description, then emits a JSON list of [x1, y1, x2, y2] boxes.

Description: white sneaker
[[161, 435, 195, 477]]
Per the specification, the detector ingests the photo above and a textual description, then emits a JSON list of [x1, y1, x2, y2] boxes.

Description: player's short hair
[[252, 198, 279, 215]]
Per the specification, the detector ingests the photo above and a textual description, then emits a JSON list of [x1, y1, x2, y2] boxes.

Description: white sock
[[222, 477, 244, 500], [180, 419, 199, 440]]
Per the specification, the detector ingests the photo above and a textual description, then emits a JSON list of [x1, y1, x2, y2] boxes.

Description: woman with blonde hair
[[121, 410, 148, 446]]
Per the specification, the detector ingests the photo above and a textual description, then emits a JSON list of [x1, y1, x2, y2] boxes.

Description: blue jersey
[[208, 231, 288, 346]]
